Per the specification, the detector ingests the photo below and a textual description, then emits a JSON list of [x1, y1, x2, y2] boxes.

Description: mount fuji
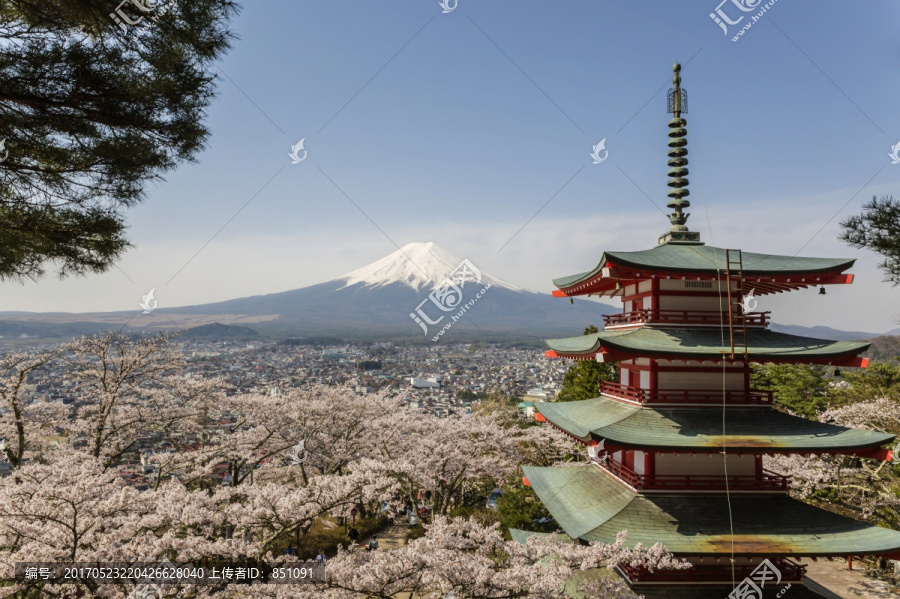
[[0, 243, 617, 341], [3, 242, 895, 343], [3, 242, 894, 342], [151, 241, 617, 340], [339, 242, 522, 292]]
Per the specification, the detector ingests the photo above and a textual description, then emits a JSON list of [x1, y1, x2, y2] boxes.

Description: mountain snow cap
[[338, 242, 520, 291]]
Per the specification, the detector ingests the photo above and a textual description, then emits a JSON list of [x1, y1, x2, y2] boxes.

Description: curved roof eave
[[545, 328, 870, 361], [523, 465, 900, 557], [553, 245, 855, 291], [535, 397, 895, 452]]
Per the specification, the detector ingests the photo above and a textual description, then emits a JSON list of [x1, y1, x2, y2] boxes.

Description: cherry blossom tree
[[0, 446, 397, 598], [0, 448, 175, 598], [368, 409, 521, 516], [0, 349, 56, 468], [136, 374, 226, 489], [0, 335, 674, 599], [769, 397, 900, 524], [517, 416, 584, 468], [820, 397, 900, 433], [242, 518, 686, 599], [63, 331, 184, 463]]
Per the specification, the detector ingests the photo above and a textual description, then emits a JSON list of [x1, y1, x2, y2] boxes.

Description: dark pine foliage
[[0, 0, 238, 280], [841, 195, 900, 286], [497, 478, 556, 534]]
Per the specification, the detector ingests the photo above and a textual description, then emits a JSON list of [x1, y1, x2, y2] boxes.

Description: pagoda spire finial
[[660, 62, 701, 245]]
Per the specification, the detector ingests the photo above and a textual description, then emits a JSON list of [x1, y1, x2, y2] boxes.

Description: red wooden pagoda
[[519, 63, 900, 599]]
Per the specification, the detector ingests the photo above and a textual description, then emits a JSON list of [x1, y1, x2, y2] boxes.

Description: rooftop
[[551, 243, 855, 298], [535, 397, 895, 452], [522, 465, 900, 557], [545, 327, 869, 365]]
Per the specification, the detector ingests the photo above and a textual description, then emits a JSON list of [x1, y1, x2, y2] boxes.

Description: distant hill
[[0, 320, 108, 340], [0, 242, 617, 341], [862, 335, 900, 362], [164, 242, 617, 340], [181, 322, 259, 340], [3, 242, 894, 344]]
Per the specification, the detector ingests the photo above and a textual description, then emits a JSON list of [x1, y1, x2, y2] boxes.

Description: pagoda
[[520, 63, 900, 598]]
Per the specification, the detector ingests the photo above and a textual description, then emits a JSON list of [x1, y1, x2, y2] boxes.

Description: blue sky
[[4, 0, 900, 333]]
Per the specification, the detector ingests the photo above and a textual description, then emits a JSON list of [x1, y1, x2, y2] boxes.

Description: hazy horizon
[[2, 0, 899, 333]]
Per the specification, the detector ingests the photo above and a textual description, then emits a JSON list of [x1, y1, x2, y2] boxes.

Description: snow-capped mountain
[[153, 241, 616, 339], [2, 241, 893, 342], [0, 242, 617, 341], [339, 242, 520, 291]]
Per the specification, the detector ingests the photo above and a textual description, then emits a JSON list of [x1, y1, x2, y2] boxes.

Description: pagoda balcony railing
[[602, 309, 770, 328], [617, 558, 805, 584], [599, 459, 791, 492], [600, 381, 774, 406]]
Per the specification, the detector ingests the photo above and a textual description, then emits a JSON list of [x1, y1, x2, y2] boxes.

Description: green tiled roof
[[553, 244, 855, 289], [535, 397, 636, 441], [536, 397, 895, 450], [523, 465, 635, 540], [522, 465, 900, 557], [545, 328, 869, 360]]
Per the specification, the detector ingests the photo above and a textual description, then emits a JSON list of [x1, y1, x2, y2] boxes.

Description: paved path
[[360, 524, 409, 551], [800, 559, 897, 598], [359, 526, 422, 598]]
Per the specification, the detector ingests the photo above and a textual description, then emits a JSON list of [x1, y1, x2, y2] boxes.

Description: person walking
[[348, 526, 360, 545], [315, 549, 326, 564], [367, 536, 379, 551]]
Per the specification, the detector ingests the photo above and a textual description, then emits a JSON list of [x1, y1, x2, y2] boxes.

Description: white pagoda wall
[[619, 358, 745, 391], [656, 279, 738, 313], [623, 280, 653, 312], [657, 359, 744, 391]]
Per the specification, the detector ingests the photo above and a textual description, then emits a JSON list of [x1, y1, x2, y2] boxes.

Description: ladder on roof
[[724, 249, 749, 360]]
